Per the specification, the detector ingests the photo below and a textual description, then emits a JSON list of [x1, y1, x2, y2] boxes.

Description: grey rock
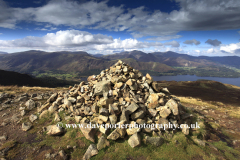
[[120, 109, 129, 124], [2, 113, 7, 117], [19, 106, 25, 111], [38, 103, 50, 113], [59, 150, 68, 160], [151, 81, 160, 92], [94, 81, 111, 96], [181, 124, 189, 135], [159, 106, 171, 118], [48, 103, 58, 113], [97, 136, 110, 150], [145, 136, 164, 147], [45, 153, 51, 159], [131, 109, 145, 120], [11, 114, 21, 122], [75, 116, 82, 123], [166, 99, 179, 115], [16, 97, 28, 102], [98, 115, 108, 123], [80, 123, 96, 142], [147, 93, 159, 109], [25, 99, 36, 110], [109, 114, 117, 124], [64, 99, 72, 108], [47, 125, 64, 136], [20, 110, 26, 116], [39, 110, 49, 119], [29, 114, 38, 122], [91, 104, 98, 113], [107, 128, 126, 140], [99, 107, 109, 116], [161, 88, 170, 94], [54, 112, 61, 122], [192, 137, 205, 146], [47, 93, 58, 103], [127, 127, 141, 135], [109, 104, 119, 115], [126, 102, 139, 114], [156, 118, 169, 131], [22, 122, 32, 131], [148, 108, 157, 117], [83, 144, 98, 160], [68, 97, 76, 103], [128, 133, 141, 148], [0, 135, 7, 141]]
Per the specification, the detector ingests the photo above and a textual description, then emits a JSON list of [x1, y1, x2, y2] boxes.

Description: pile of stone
[[38, 60, 193, 159]]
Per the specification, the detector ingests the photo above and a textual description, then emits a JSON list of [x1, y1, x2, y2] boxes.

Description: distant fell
[[0, 50, 175, 76]]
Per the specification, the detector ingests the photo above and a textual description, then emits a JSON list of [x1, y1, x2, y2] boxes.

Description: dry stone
[[128, 133, 141, 148], [83, 144, 98, 160], [147, 94, 159, 109], [47, 125, 64, 136], [25, 99, 35, 110], [22, 122, 32, 131], [36, 60, 194, 153], [29, 114, 38, 122], [94, 81, 111, 96], [47, 93, 58, 103], [97, 136, 110, 150], [166, 99, 179, 115], [80, 123, 96, 142], [145, 136, 164, 147]]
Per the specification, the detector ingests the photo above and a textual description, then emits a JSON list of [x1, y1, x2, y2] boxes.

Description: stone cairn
[[39, 60, 193, 159]]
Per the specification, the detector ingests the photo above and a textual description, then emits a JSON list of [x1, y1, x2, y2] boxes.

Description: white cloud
[[1, 0, 240, 39], [2, 29, 229, 56], [94, 38, 163, 51], [207, 48, 214, 53], [0, 33, 2, 35], [220, 42, 240, 54], [43, 30, 113, 46], [0, 30, 167, 52], [0, 30, 113, 48]]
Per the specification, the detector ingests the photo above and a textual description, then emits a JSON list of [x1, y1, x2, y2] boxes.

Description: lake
[[152, 75, 240, 87], [80, 75, 240, 87]]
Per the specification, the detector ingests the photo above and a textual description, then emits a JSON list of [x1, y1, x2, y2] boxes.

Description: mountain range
[[0, 51, 8, 54], [0, 50, 175, 75], [0, 50, 239, 79], [103, 50, 240, 68]]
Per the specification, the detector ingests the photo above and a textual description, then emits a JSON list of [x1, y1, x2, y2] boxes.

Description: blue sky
[[0, 0, 240, 56]]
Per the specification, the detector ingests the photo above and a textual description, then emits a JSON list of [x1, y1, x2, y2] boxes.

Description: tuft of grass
[[212, 141, 240, 160], [0, 140, 17, 151]]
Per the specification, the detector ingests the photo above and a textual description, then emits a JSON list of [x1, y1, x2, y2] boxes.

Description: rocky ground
[[0, 79, 240, 160]]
